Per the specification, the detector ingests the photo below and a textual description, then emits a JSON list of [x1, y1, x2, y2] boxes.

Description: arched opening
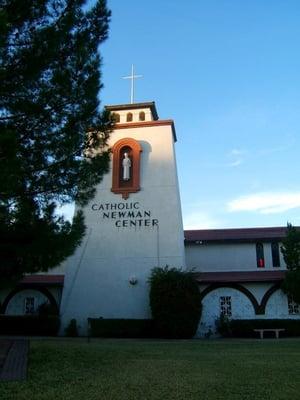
[[111, 138, 142, 199], [197, 285, 258, 337], [113, 113, 120, 123], [200, 283, 260, 314], [1, 287, 60, 315], [119, 145, 133, 186], [126, 112, 133, 122], [139, 111, 145, 121]]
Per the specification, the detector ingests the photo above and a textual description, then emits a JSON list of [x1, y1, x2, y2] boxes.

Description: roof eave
[[105, 102, 159, 120]]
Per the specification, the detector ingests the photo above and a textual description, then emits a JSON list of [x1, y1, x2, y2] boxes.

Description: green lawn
[[1, 338, 300, 400]]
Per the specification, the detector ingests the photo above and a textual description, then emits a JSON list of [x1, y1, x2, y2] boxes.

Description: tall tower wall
[[60, 102, 185, 334]]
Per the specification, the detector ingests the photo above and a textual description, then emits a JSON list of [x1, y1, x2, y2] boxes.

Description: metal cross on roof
[[122, 64, 143, 104]]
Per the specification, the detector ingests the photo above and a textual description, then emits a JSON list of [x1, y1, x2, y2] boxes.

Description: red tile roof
[[193, 270, 286, 283], [20, 275, 64, 286], [184, 227, 292, 243]]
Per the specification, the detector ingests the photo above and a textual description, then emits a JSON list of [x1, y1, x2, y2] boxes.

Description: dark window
[[139, 111, 145, 121], [113, 113, 120, 123], [256, 243, 265, 268], [271, 242, 280, 267], [126, 112, 133, 122]]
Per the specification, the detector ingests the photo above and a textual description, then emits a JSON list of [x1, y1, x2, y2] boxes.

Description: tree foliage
[[149, 266, 202, 338], [0, 0, 112, 285], [281, 223, 300, 303]]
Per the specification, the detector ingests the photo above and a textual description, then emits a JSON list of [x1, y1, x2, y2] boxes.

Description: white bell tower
[[60, 102, 185, 334]]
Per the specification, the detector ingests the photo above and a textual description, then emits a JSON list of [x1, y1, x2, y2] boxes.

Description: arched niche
[[200, 283, 261, 315], [126, 112, 133, 122], [112, 113, 120, 123], [111, 138, 142, 199], [1, 287, 60, 315], [139, 111, 145, 121]]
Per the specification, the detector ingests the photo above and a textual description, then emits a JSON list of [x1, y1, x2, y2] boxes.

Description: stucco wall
[[60, 113, 185, 335], [116, 108, 155, 123], [196, 283, 298, 337], [186, 242, 286, 272], [197, 286, 256, 337]]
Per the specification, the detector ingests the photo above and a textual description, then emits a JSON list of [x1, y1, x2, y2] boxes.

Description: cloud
[[227, 148, 246, 167], [228, 159, 242, 167], [183, 211, 224, 229], [228, 192, 300, 214], [230, 149, 244, 156], [225, 136, 295, 168], [257, 135, 296, 157]]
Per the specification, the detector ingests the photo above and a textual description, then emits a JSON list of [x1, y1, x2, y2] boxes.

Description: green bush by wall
[[149, 266, 202, 339]]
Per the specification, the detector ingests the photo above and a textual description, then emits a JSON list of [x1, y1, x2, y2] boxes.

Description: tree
[[0, 0, 112, 286], [149, 266, 202, 338], [281, 223, 300, 304]]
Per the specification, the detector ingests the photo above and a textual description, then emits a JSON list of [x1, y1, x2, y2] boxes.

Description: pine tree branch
[[0, 114, 27, 121]]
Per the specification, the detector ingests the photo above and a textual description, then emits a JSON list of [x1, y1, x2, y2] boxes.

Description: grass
[[0, 338, 300, 400]]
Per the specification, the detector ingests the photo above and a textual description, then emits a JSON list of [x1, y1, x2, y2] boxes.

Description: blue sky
[[97, 0, 300, 229]]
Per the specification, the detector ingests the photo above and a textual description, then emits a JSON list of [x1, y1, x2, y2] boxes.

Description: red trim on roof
[[193, 270, 286, 283], [20, 275, 64, 286], [184, 227, 295, 242]]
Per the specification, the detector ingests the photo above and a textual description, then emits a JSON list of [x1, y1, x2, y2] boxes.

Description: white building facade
[[1, 102, 299, 336], [185, 228, 299, 336]]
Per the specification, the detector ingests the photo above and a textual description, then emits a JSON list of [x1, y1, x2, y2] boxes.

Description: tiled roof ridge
[[184, 226, 299, 242]]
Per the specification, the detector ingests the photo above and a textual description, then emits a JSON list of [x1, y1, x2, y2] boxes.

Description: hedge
[[218, 318, 300, 338], [0, 315, 60, 336], [88, 318, 155, 338], [149, 267, 202, 339]]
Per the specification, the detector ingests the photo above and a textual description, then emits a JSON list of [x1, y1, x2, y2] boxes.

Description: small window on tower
[[126, 112, 133, 122], [113, 113, 120, 123], [139, 111, 145, 121], [256, 242, 265, 268], [271, 242, 280, 267]]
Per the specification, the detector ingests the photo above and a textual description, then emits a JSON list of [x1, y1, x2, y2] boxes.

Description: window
[[113, 113, 120, 123], [139, 111, 145, 121], [271, 242, 280, 267], [126, 112, 133, 122], [288, 296, 300, 315], [256, 242, 265, 268], [220, 296, 232, 317], [24, 297, 35, 314]]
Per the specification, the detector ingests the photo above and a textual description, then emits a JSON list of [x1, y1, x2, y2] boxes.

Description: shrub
[[281, 223, 300, 303], [0, 315, 60, 335], [215, 314, 232, 337], [149, 266, 202, 338], [38, 302, 58, 316], [217, 319, 300, 338], [88, 318, 154, 338], [65, 319, 78, 337]]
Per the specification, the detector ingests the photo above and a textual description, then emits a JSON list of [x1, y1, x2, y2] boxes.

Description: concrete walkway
[[0, 339, 29, 381]]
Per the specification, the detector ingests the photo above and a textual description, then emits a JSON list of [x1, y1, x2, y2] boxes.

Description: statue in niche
[[122, 152, 131, 180]]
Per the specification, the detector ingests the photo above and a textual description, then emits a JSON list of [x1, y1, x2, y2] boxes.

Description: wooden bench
[[254, 328, 285, 339]]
